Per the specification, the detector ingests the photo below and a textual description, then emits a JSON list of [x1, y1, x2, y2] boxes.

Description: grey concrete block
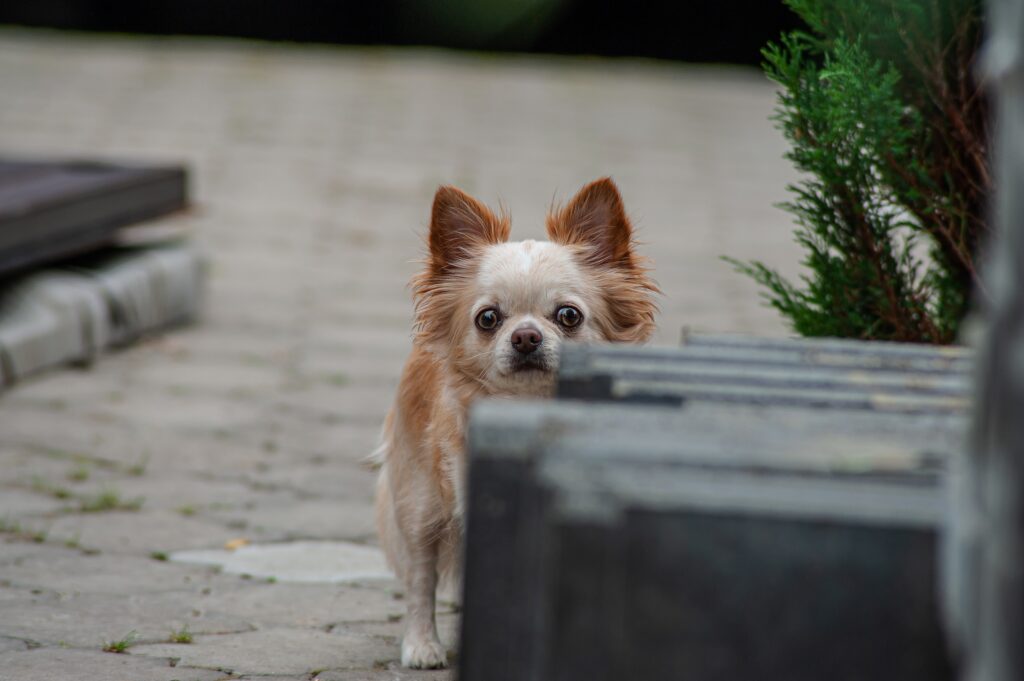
[[557, 338, 972, 413], [460, 399, 961, 681], [26, 272, 111, 359], [0, 284, 86, 382], [78, 244, 204, 346], [0, 243, 204, 388]]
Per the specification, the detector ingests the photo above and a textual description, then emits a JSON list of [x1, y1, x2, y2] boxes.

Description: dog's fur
[[373, 177, 658, 668]]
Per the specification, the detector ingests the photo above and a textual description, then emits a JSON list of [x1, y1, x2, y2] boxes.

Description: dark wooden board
[[0, 159, 187, 277]]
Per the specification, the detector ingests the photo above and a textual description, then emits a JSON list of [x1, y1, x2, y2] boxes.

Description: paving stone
[[239, 463, 377, 503], [171, 540, 391, 583], [0, 539, 85, 565], [72, 390, 265, 432], [0, 487, 69, 516], [206, 499, 376, 541], [313, 670, 450, 681], [131, 628, 395, 677], [0, 648, 223, 681], [0, 448, 70, 486], [44, 510, 238, 555], [0, 586, 252, 648], [77, 475, 293, 514], [0, 636, 30, 654], [340, 613, 461, 652], [0, 549, 229, 596], [271, 385, 399, 427], [221, 418, 384, 467], [129, 360, 286, 395], [197, 582, 406, 629]]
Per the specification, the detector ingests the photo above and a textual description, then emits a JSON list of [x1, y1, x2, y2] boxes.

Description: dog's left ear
[[546, 177, 635, 267], [548, 177, 659, 342]]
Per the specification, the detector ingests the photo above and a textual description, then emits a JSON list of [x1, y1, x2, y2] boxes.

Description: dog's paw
[[401, 636, 448, 669]]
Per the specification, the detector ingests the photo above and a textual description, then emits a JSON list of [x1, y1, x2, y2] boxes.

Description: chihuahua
[[373, 177, 658, 668]]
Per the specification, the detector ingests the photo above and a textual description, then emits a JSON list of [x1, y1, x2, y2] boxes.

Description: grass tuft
[[169, 626, 193, 644], [67, 466, 90, 482], [79, 489, 144, 513], [102, 630, 137, 653], [32, 477, 73, 500]]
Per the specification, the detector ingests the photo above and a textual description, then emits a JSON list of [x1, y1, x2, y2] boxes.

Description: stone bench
[[459, 336, 967, 681]]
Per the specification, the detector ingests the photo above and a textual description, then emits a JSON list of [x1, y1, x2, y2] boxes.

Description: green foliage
[[730, 0, 987, 343], [102, 631, 137, 654], [170, 626, 193, 644]]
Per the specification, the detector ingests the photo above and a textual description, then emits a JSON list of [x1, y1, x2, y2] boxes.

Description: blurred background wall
[[0, 0, 800, 65]]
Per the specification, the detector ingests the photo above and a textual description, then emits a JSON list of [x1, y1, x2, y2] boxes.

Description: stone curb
[[0, 243, 205, 387]]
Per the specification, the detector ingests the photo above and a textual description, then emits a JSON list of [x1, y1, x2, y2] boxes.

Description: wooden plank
[[0, 159, 187, 276]]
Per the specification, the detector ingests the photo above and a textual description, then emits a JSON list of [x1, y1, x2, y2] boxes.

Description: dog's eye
[[556, 306, 583, 329], [476, 308, 500, 331]]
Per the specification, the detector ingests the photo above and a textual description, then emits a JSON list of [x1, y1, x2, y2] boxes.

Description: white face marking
[[453, 240, 609, 396]]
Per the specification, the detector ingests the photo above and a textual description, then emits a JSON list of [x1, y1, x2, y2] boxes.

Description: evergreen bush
[[728, 0, 989, 343]]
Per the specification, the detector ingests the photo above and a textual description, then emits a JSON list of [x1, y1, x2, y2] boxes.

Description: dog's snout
[[511, 326, 543, 354]]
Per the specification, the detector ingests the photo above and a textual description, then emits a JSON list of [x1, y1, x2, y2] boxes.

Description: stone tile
[[239, 463, 377, 503], [206, 499, 376, 541], [0, 636, 30, 653], [44, 511, 238, 555], [0, 549, 228, 596], [0, 648, 223, 681], [131, 628, 394, 677], [0, 448, 72, 487], [339, 613, 461, 653], [0, 539, 84, 565], [171, 540, 391, 584], [76, 475, 293, 514], [0, 487, 68, 517], [314, 670, 451, 681], [0, 586, 252, 648], [197, 582, 405, 629]]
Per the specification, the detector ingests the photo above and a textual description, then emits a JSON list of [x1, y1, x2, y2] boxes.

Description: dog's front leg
[[401, 537, 447, 668]]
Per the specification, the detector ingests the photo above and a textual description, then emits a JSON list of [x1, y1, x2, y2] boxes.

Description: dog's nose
[[511, 326, 543, 354]]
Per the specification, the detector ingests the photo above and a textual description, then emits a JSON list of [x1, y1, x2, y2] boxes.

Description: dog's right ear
[[428, 186, 509, 273]]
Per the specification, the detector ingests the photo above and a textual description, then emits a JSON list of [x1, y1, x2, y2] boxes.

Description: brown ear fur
[[428, 186, 509, 273], [412, 186, 510, 346], [547, 177, 660, 342]]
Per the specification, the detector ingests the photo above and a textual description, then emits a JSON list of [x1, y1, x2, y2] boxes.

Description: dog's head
[[412, 177, 658, 396]]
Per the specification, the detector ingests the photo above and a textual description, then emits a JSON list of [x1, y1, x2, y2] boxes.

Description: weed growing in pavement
[[102, 631, 137, 653]]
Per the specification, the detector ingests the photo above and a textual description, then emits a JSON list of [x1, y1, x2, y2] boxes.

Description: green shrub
[[728, 0, 988, 343]]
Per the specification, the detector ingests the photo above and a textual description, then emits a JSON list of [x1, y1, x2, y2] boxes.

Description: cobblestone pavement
[[0, 29, 802, 680]]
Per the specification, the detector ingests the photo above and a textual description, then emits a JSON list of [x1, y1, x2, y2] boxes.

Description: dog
[[373, 177, 658, 668]]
